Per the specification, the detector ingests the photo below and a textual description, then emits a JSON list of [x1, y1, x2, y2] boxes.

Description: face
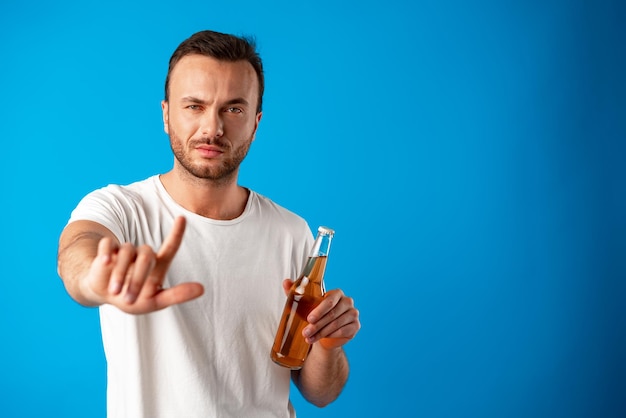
[[161, 54, 262, 183]]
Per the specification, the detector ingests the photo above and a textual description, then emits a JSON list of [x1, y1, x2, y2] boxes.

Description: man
[[57, 30, 360, 417]]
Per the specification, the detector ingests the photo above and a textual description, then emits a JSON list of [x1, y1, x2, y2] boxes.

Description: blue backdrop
[[1, 0, 624, 417]]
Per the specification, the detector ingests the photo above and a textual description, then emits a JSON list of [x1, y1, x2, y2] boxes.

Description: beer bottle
[[270, 226, 335, 369]]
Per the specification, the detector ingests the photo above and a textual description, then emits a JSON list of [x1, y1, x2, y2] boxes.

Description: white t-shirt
[[68, 175, 313, 418]]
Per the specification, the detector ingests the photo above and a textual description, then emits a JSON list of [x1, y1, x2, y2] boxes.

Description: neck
[[159, 170, 249, 220]]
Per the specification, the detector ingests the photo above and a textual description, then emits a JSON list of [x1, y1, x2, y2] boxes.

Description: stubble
[[168, 127, 253, 184]]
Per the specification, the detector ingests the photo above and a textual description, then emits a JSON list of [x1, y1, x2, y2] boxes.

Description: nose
[[201, 111, 224, 139]]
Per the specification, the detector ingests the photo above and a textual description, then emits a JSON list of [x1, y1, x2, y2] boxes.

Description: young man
[[57, 30, 360, 417]]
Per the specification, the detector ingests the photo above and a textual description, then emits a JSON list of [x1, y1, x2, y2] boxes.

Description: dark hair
[[164, 30, 264, 112]]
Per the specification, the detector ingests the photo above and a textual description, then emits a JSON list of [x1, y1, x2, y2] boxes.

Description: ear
[[161, 100, 170, 134], [251, 111, 263, 142]]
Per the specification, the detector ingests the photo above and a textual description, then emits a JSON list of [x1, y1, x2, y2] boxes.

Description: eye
[[186, 105, 201, 111], [226, 107, 243, 114]]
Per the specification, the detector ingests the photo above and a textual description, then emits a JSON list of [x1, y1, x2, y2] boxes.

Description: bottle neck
[[311, 233, 333, 257]]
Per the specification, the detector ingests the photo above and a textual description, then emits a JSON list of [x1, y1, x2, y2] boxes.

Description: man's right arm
[[57, 216, 204, 314]]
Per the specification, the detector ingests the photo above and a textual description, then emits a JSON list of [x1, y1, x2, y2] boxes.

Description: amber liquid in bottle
[[271, 255, 328, 369]]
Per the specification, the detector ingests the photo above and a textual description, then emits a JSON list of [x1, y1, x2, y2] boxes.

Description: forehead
[[169, 54, 258, 102]]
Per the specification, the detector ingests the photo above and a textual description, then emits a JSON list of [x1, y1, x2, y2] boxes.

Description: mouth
[[195, 144, 225, 158]]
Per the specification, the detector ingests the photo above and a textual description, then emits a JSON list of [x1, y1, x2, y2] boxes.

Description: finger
[[306, 289, 345, 324], [282, 278, 293, 296], [97, 236, 115, 265], [107, 243, 142, 303], [157, 216, 186, 259], [130, 245, 158, 298], [153, 282, 205, 311], [153, 216, 186, 277], [94, 237, 124, 295], [308, 310, 360, 345], [304, 291, 359, 342], [87, 237, 117, 297], [110, 242, 137, 288], [124, 255, 159, 304]]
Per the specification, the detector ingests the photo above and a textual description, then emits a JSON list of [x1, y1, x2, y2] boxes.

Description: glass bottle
[[270, 226, 335, 369]]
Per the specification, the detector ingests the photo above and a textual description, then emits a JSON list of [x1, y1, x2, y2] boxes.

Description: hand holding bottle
[[271, 227, 360, 369], [280, 279, 360, 350]]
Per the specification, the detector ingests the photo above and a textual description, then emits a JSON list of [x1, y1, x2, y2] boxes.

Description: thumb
[[282, 278, 294, 296], [82, 237, 116, 304]]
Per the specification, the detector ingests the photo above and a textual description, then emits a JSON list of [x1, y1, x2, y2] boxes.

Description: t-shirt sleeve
[[67, 185, 130, 244]]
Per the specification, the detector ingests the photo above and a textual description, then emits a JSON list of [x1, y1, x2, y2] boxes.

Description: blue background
[[1, 0, 624, 417]]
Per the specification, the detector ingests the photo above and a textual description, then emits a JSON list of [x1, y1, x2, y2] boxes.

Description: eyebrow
[[180, 96, 250, 107]]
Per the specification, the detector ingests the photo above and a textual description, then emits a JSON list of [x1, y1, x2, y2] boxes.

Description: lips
[[195, 144, 224, 158]]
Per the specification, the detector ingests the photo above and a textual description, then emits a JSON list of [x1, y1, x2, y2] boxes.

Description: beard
[[168, 127, 253, 183]]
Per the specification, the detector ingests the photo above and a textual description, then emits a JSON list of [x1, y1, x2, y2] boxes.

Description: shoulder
[[67, 176, 162, 243], [250, 191, 312, 237], [68, 176, 159, 224], [81, 176, 158, 207]]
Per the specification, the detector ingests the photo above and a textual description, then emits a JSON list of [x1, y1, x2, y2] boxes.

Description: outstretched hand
[[83, 216, 204, 314]]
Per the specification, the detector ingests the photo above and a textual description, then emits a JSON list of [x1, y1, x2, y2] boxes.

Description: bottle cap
[[318, 226, 335, 236]]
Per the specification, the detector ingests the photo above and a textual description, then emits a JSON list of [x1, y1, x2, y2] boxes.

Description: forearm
[[57, 239, 99, 306], [292, 344, 349, 407]]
